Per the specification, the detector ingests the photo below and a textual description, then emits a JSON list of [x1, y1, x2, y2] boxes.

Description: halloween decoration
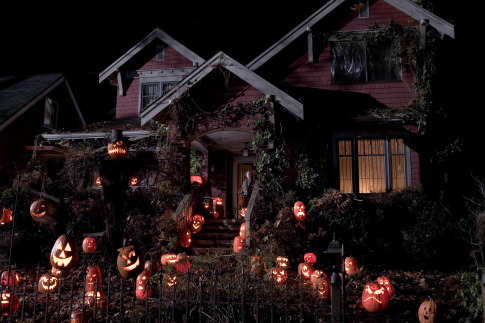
[[418, 297, 438, 323], [70, 309, 94, 323], [144, 260, 160, 275], [362, 282, 389, 312], [51, 267, 64, 278], [298, 262, 314, 280], [163, 273, 177, 287], [303, 253, 317, 265], [239, 222, 247, 240], [136, 269, 152, 299], [233, 236, 244, 253], [95, 177, 102, 187], [344, 256, 358, 275], [30, 199, 53, 220], [117, 245, 144, 279], [50, 234, 79, 271], [38, 274, 59, 293], [275, 256, 289, 268], [377, 276, 395, 298], [1, 270, 20, 287], [313, 275, 331, 299], [214, 197, 223, 205], [85, 290, 107, 308], [179, 229, 192, 248], [240, 207, 246, 218], [250, 256, 266, 276], [202, 197, 213, 217], [269, 267, 288, 285], [213, 211, 220, 219], [129, 176, 138, 187], [82, 237, 97, 253], [190, 175, 203, 186], [85, 265, 102, 292], [175, 253, 191, 274], [0, 208, 12, 225], [0, 292, 19, 316], [310, 270, 326, 284], [293, 201, 306, 221], [190, 214, 205, 234], [107, 129, 129, 159], [161, 254, 178, 266]]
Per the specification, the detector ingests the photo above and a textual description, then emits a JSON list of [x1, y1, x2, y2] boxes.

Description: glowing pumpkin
[[239, 222, 247, 240], [38, 274, 59, 293], [269, 267, 287, 285], [116, 245, 144, 279], [0, 292, 20, 315], [136, 269, 152, 299], [85, 290, 106, 308], [70, 309, 94, 322], [275, 256, 289, 268], [377, 276, 395, 298], [144, 260, 160, 275], [50, 234, 79, 271], [310, 270, 326, 284], [190, 214, 205, 234], [293, 201, 306, 221], [313, 276, 331, 299], [0, 208, 12, 225], [179, 229, 192, 248], [298, 262, 314, 280], [303, 253, 317, 265], [344, 256, 358, 275], [82, 237, 97, 253], [233, 236, 244, 253], [1, 270, 20, 287], [163, 273, 177, 287], [107, 140, 128, 159], [240, 207, 247, 218], [161, 254, 178, 266], [190, 175, 203, 186], [129, 176, 138, 187], [418, 298, 438, 323], [30, 199, 53, 220], [85, 265, 102, 292], [362, 282, 389, 312], [95, 177, 102, 187]]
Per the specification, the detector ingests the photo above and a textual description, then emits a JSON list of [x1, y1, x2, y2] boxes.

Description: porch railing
[[243, 180, 259, 247], [172, 186, 201, 232]]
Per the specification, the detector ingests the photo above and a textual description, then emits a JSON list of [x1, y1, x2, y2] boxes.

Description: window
[[141, 81, 177, 109], [358, 0, 369, 18], [156, 45, 166, 61], [337, 137, 408, 193], [331, 39, 401, 83], [43, 97, 58, 129]]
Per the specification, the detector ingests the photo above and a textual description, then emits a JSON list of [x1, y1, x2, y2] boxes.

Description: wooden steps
[[190, 218, 244, 255]]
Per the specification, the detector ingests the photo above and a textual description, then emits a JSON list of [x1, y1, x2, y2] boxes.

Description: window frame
[[333, 132, 411, 194], [43, 97, 58, 129], [140, 81, 177, 111]]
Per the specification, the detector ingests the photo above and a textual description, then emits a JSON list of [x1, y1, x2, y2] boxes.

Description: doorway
[[231, 156, 256, 218]]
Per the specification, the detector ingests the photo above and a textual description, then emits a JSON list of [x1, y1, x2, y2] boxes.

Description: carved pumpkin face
[[50, 234, 79, 271], [85, 290, 106, 308], [310, 270, 325, 284], [129, 176, 138, 187], [293, 201, 306, 221], [82, 237, 97, 253], [190, 175, 203, 186], [30, 200, 53, 219], [117, 245, 144, 279], [202, 198, 212, 210], [163, 273, 177, 287], [144, 260, 160, 275], [161, 254, 178, 266], [377, 276, 395, 298], [0, 292, 19, 315], [345, 256, 358, 275], [233, 236, 244, 253], [179, 229, 192, 248], [38, 274, 59, 293], [239, 222, 246, 240], [303, 253, 317, 265], [107, 140, 128, 159], [240, 207, 246, 218], [1, 270, 20, 287], [418, 299, 437, 323], [298, 262, 314, 279], [136, 269, 152, 299], [70, 309, 94, 323], [275, 256, 289, 268], [85, 265, 102, 292], [190, 214, 205, 233], [0, 208, 12, 225], [313, 276, 331, 299], [362, 282, 389, 312], [269, 267, 287, 285], [95, 176, 102, 187], [214, 197, 223, 205]]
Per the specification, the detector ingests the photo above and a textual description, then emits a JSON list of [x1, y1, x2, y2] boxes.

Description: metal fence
[[0, 264, 334, 323]]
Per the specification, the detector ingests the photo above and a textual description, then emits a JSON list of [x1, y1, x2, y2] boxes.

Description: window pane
[[338, 140, 353, 193], [390, 138, 405, 190], [331, 42, 366, 83], [142, 83, 161, 108], [366, 42, 401, 82], [358, 139, 385, 193]]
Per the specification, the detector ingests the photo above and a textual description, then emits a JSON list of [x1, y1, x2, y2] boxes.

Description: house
[[0, 74, 86, 188]]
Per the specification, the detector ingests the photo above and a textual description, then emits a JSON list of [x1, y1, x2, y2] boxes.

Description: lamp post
[[324, 234, 344, 323]]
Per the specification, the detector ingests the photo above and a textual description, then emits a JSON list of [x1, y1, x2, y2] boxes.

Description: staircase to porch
[[190, 218, 244, 255]]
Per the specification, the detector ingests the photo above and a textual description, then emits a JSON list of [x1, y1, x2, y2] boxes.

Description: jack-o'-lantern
[[313, 276, 331, 299], [418, 298, 438, 323], [38, 274, 59, 293], [233, 236, 244, 253], [30, 199, 53, 220], [144, 260, 160, 275], [85, 290, 106, 308], [213, 211, 220, 219], [269, 267, 288, 285], [70, 309, 94, 323], [175, 253, 191, 274], [136, 269, 152, 299], [362, 282, 389, 312], [344, 256, 358, 275], [239, 222, 246, 240], [240, 207, 246, 218], [310, 270, 326, 284], [202, 197, 213, 210], [1, 270, 20, 287], [107, 140, 128, 159], [275, 256, 289, 268], [190, 175, 203, 186], [82, 237, 97, 253], [293, 201, 306, 221], [95, 177, 102, 187], [303, 253, 317, 265], [377, 276, 395, 298], [214, 197, 223, 206], [117, 245, 144, 279], [50, 234, 79, 271], [161, 254, 178, 266], [0, 208, 12, 225], [163, 273, 177, 287], [85, 265, 102, 292], [250, 256, 266, 276], [129, 176, 138, 187], [190, 214, 205, 234], [298, 262, 314, 280], [179, 229, 192, 248], [0, 292, 19, 315]]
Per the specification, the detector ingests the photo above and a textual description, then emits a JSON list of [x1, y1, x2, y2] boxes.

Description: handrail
[[172, 186, 200, 232], [244, 180, 259, 247]]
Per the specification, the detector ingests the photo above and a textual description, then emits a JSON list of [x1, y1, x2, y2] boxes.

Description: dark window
[[141, 81, 177, 109]]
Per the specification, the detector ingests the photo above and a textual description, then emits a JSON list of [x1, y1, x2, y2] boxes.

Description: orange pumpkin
[[0, 208, 12, 225], [84, 290, 107, 308], [116, 245, 144, 279], [240, 207, 247, 218], [30, 199, 53, 220], [85, 265, 102, 292], [136, 269, 152, 299], [418, 298, 438, 323], [377, 276, 395, 298], [303, 253, 317, 265], [95, 176, 102, 187], [82, 237, 97, 253], [50, 234, 79, 271], [313, 275, 331, 299], [233, 236, 244, 253], [190, 214, 205, 234], [293, 201, 306, 221], [0, 292, 20, 315], [1, 270, 20, 287], [239, 222, 247, 240], [129, 176, 138, 187], [161, 254, 178, 266], [144, 260, 160, 275], [275, 256, 289, 268], [163, 273, 178, 287], [298, 262, 314, 280], [179, 229, 192, 248], [190, 175, 203, 186], [310, 269, 326, 284], [269, 267, 288, 285], [344, 256, 358, 275], [362, 282, 389, 312], [38, 274, 59, 293], [107, 140, 128, 159]]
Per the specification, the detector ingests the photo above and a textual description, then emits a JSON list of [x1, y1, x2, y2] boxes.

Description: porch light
[[242, 142, 249, 157]]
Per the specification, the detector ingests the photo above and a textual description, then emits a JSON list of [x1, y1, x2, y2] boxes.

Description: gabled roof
[[247, 0, 455, 71], [0, 74, 85, 131], [140, 51, 304, 125], [99, 28, 205, 83]]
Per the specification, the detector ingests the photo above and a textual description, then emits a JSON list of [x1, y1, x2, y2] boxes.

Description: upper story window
[[141, 81, 177, 110], [43, 97, 58, 129], [330, 38, 402, 84], [358, 0, 369, 18], [337, 136, 410, 193], [157, 45, 166, 61]]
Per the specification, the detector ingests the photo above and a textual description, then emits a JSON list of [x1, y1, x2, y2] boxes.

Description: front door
[[230, 156, 256, 218]]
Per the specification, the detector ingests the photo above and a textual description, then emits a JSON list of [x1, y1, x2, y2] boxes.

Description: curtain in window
[[142, 83, 160, 107], [331, 42, 366, 83], [358, 139, 385, 193], [338, 140, 353, 193]]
